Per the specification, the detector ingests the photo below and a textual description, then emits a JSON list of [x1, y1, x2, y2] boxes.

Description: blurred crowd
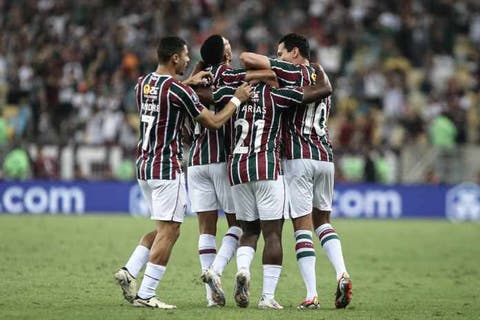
[[0, 0, 479, 182]]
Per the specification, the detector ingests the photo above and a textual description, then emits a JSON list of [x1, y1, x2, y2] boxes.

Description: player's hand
[[310, 63, 326, 81], [188, 61, 208, 78], [184, 70, 213, 86], [234, 83, 254, 102]]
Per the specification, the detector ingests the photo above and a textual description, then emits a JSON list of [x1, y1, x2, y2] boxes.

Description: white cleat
[[207, 299, 220, 308], [114, 268, 136, 303], [132, 296, 176, 309], [201, 268, 225, 306], [258, 296, 284, 310], [234, 268, 250, 308]]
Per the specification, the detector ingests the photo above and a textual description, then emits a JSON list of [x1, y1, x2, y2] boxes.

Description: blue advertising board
[[0, 181, 479, 221]]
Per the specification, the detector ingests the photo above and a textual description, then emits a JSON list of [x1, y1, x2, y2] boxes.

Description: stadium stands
[[0, 0, 478, 183]]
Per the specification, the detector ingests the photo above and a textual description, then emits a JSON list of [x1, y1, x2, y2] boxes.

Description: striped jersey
[[269, 58, 333, 162], [187, 64, 246, 166], [215, 83, 304, 185], [135, 72, 205, 180]]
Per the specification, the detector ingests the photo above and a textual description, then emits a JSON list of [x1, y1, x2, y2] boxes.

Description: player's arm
[[239, 52, 271, 70], [245, 70, 279, 88], [188, 61, 207, 78], [182, 70, 213, 86], [301, 63, 332, 103], [195, 86, 214, 105], [195, 83, 252, 130]]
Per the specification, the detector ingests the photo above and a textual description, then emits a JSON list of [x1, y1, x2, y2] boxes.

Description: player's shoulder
[[170, 77, 194, 93], [270, 58, 299, 69]]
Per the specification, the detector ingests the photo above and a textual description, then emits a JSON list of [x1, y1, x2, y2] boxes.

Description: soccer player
[[215, 65, 332, 309], [239, 33, 353, 309], [189, 35, 278, 307], [114, 36, 252, 309]]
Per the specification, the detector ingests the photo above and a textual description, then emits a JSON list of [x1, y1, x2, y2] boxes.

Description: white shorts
[[137, 174, 187, 222], [283, 159, 334, 218], [232, 175, 288, 221], [188, 163, 235, 213]]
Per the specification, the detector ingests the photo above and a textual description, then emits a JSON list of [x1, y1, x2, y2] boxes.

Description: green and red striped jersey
[[135, 72, 205, 180], [269, 58, 333, 162], [215, 83, 304, 185], [188, 65, 246, 166]]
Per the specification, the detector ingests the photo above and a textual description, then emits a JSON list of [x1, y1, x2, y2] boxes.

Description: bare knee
[[156, 221, 181, 242], [225, 213, 239, 228], [292, 214, 313, 232], [238, 220, 261, 248], [313, 208, 331, 229], [197, 211, 218, 235]]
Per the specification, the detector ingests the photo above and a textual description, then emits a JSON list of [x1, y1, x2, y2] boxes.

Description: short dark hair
[[200, 34, 225, 66], [278, 33, 310, 59], [157, 36, 187, 63]]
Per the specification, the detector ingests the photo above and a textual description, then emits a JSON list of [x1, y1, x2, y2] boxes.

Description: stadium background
[[0, 0, 479, 219]]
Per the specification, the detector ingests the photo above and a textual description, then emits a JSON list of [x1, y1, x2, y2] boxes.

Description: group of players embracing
[[114, 32, 352, 311]]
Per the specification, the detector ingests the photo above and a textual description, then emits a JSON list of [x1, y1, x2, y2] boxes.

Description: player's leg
[[197, 210, 221, 306], [201, 211, 240, 306], [257, 219, 284, 310], [234, 219, 260, 308], [312, 161, 352, 308], [210, 163, 242, 276], [284, 159, 319, 309], [115, 180, 154, 303], [134, 176, 186, 309], [256, 177, 287, 310], [188, 165, 220, 306], [232, 183, 259, 308]]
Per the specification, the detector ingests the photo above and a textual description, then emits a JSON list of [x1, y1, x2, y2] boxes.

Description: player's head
[[277, 33, 310, 63], [201, 34, 232, 66], [157, 36, 190, 75]]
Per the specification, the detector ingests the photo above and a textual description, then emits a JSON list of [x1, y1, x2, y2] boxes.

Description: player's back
[[224, 82, 303, 185], [188, 64, 246, 166], [270, 59, 333, 162], [136, 72, 204, 180]]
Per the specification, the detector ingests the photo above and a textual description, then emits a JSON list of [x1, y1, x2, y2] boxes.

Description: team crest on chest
[[251, 90, 260, 103]]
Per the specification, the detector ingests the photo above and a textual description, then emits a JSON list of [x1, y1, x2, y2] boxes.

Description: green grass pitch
[[0, 215, 479, 319]]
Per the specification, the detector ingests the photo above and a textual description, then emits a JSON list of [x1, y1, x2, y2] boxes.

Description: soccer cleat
[[233, 268, 250, 308], [207, 299, 220, 308], [132, 296, 176, 309], [201, 268, 226, 306], [114, 268, 137, 303], [258, 296, 284, 310], [335, 273, 352, 308], [297, 296, 320, 310]]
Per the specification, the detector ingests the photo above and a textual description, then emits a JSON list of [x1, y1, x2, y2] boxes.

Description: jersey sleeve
[[220, 68, 246, 86], [213, 86, 236, 105], [271, 86, 304, 108], [171, 82, 206, 119], [269, 58, 304, 87]]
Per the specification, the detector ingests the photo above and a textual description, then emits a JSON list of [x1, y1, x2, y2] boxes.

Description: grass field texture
[[0, 215, 479, 320]]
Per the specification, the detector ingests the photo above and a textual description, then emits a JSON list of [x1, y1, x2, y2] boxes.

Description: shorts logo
[[445, 183, 480, 221]]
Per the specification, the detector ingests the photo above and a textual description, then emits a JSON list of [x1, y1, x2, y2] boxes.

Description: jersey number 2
[[233, 119, 265, 154]]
